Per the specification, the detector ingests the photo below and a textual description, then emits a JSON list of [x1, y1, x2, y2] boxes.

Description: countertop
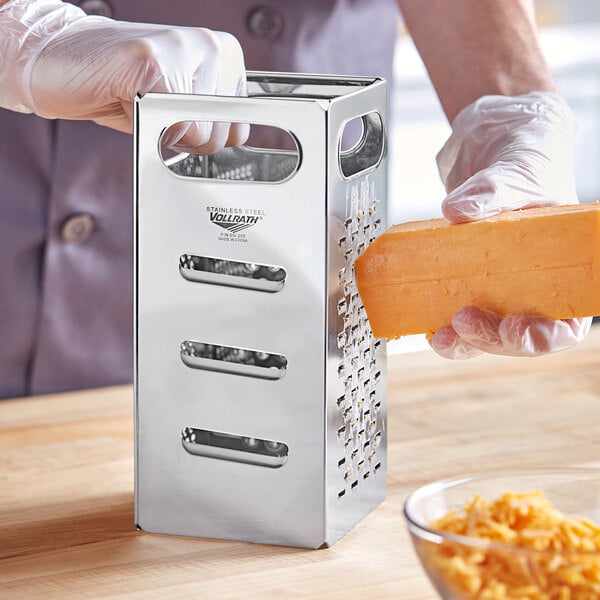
[[3, 326, 600, 599]]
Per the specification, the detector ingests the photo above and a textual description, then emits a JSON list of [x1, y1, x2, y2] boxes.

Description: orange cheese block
[[354, 203, 600, 339]]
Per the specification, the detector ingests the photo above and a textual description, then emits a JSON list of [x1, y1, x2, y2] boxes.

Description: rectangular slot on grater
[[180, 341, 287, 380], [338, 112, 384, 179], [182, 427, 288, 468], [179, 254, 286, 292], [161, 123, 300, 183]]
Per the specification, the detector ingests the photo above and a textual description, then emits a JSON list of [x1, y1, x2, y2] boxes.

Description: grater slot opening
[[179, 254, 286, 292], [162, 125, 300, 183], [180, 341, 287, 380], [339, 112, 384, 179], [182, 427, 288, 468]]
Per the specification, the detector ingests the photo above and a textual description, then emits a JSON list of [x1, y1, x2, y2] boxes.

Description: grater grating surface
[[335, 175, 384, 499]]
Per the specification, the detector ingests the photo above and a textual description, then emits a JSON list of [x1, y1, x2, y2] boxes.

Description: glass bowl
[[403, 469, 600, 599]]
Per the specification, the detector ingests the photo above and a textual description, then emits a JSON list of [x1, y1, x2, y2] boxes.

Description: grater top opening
[[246, 72, 381, 100]]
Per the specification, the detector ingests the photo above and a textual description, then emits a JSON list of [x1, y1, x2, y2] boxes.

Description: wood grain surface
[[2, 326, 600, 599]]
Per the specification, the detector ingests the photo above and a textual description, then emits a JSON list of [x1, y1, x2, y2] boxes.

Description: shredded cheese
[[425, 491, 600, 599]]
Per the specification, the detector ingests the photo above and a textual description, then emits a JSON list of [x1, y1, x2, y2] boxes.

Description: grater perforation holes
[[334, 176, 384, 494], [350, 480, 359, 491]]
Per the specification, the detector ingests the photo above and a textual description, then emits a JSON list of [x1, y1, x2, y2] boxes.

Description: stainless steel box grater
[[134, 72, 388, 549]]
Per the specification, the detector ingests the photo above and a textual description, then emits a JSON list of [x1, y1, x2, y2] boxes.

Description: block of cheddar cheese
[[354, 203, 600, 339]]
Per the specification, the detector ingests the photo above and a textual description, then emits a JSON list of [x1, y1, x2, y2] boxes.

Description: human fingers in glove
[[430, 92, 591, 359], [398, 0, 591, 358], [0, 0, 248, 154]]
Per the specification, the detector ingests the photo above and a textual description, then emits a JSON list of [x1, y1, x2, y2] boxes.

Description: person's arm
[[397, 0, 556, 122], [396, 0, 591, 359]]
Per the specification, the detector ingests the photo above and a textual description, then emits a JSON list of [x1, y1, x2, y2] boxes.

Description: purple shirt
[[0, 0, 398, 398]]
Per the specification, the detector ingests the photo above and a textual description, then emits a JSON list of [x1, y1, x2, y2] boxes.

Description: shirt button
[[60, 213, 96, 244], [246, 6, 284, 40], [79, 0, 113, 17]]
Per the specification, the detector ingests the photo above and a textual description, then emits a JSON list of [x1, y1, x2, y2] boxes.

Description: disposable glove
[[429, 91, 592, 359], [0, 0, 248, 153]]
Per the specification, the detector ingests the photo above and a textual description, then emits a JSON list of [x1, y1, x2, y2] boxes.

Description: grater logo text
[[208, 206, 265, 242]]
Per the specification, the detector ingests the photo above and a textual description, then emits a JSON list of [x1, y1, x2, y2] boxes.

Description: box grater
[[134, 72, 388, 549]]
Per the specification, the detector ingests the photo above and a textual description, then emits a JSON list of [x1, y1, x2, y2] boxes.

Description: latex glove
[[429, 91, 592, 359], [0, 0, 248, 153]]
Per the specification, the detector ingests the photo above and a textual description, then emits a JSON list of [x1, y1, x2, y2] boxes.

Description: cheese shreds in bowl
[[422, 491, 600, 599]]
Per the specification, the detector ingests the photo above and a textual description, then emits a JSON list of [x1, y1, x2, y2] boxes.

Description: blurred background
[[388, 0, 600, 352]]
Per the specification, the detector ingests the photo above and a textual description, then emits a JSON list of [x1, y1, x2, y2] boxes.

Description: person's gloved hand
[[0, 0, 248, 153], [429, 91, 592, 359]]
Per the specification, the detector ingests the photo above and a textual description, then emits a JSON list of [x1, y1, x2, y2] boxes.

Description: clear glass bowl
[[403, 469, 600, 599]]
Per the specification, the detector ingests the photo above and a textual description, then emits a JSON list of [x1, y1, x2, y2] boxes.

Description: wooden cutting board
[[2, 327, 600, 598]]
